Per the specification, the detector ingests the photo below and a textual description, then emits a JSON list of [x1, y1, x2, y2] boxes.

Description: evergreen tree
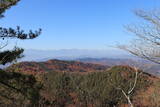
[[0, 0, 42, 106], [0, 0, 41, 65]]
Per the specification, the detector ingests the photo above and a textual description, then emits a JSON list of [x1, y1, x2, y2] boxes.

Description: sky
[[1, 0, 160, 50]]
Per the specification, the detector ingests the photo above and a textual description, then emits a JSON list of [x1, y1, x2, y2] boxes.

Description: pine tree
[[0, 0, 42, 106], [0, 0, 41, 65]]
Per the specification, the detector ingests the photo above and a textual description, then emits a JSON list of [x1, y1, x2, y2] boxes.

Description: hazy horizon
[[21, 48, 136, 61]]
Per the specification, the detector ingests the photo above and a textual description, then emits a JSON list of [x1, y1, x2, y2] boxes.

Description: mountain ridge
[[6, 58, 160, 77], [7, 59, 110, 74]]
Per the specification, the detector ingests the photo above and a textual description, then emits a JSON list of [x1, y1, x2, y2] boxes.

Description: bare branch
[[119, 9, 160, 64], [128, 67, 138, 94], [113, 67, 139, 107], [117, 88, 133, 107]]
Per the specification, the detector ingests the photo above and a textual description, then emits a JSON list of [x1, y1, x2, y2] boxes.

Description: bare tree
[[118, 9, 160, 64], [117, 67, 139, 107]]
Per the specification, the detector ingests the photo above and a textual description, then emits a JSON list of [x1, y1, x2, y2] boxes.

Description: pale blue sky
[[1, 0, 160, 50]]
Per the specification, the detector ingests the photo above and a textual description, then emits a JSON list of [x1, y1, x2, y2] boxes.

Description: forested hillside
[[3, 60, 160, 107], [6, 59, 109, 74]]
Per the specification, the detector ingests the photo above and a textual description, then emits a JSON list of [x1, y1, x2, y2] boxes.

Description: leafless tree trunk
[[117, 67, 138, 107]]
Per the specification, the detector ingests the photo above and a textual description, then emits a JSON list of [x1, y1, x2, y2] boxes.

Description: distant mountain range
[[16, 49, 160, 76], [7, 58, 160, 77], [21, 49, 135, 61], [77, 58, 160, 76]]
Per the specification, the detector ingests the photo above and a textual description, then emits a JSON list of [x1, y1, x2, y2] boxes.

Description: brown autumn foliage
[[6, 59, 109, 75], [4, 59, 160, 107]]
